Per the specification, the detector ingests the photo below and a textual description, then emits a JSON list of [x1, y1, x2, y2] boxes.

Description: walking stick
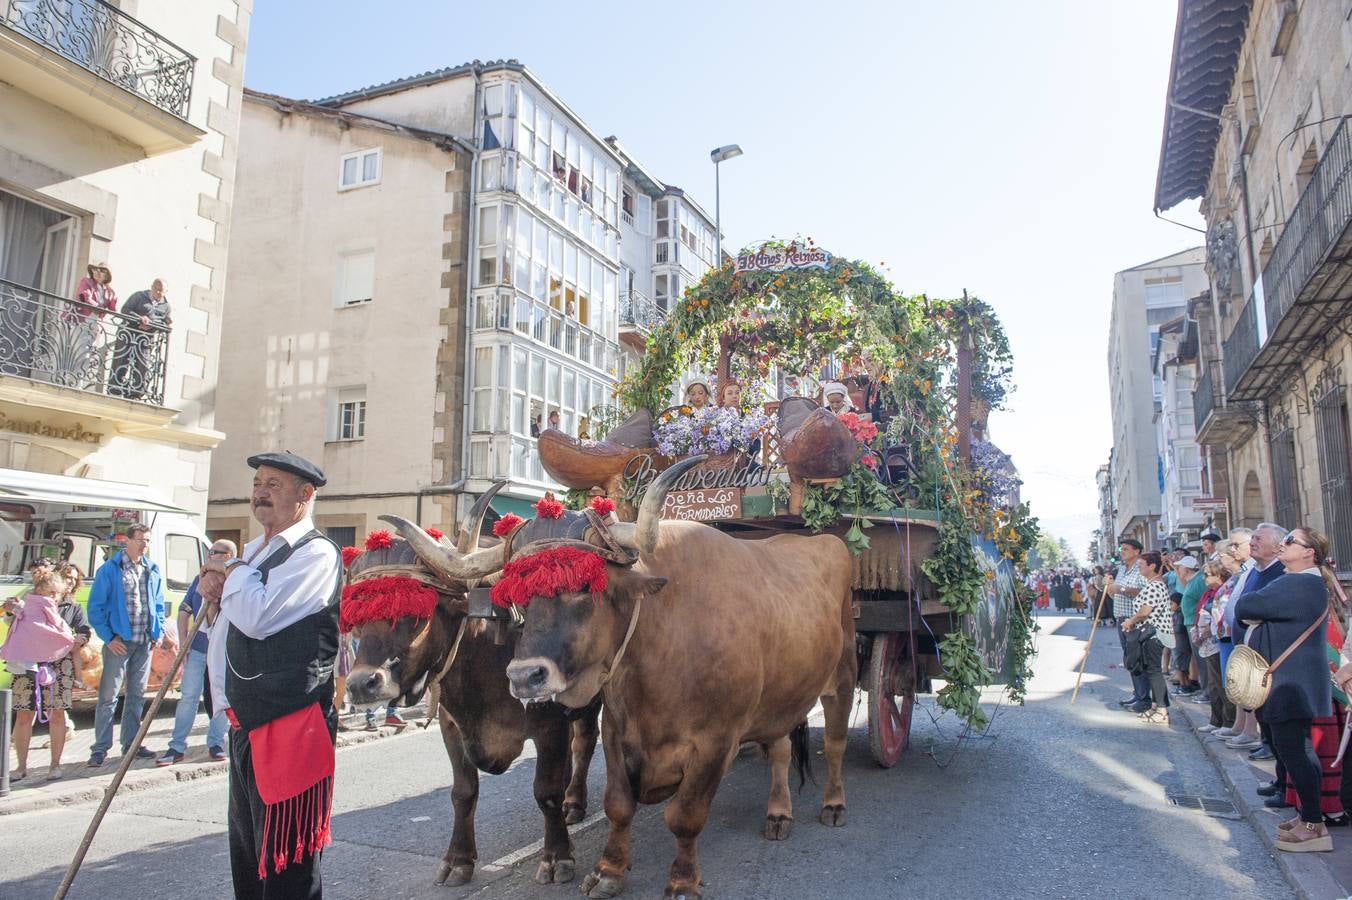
[[54, 605, 208, 900], [1070, 587, 1110, 705]]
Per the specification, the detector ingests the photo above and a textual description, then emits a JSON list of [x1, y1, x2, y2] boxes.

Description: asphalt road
[[1, 614, 1294, 899]]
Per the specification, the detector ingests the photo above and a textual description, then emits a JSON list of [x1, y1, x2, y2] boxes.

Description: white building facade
[[211, 61, 718, 540], [1106, 248, 1208, 549], [0, 1, 250, 519], [1154, 315, 1205, 546]]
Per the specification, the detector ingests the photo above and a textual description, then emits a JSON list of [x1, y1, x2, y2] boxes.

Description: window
[[1270, 408, 1301, 528], [339, 148, 381, 189], [326, 526, 356, 548], [332, 386, 367, 441], [164, 534, 204, 592], [336, 250, 375, 306], [1313, 368, 1352, 571], [621, 188, 635, 225], [637, 195, 652, 236]]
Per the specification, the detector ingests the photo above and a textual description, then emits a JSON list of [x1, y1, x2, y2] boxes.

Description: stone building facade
[[1157, 0, 1352, 569]]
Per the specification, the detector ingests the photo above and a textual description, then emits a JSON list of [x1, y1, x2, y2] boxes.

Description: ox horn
[[379, 514, 502, 583], [610, 455, 705, 555], [457, 480, 507, 554]]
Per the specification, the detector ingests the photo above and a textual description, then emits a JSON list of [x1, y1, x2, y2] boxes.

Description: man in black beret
[[199, 451, 341, 899]]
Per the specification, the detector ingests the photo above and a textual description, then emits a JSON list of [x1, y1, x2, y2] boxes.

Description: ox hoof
[[535, 858, 576, 884], [662, 885, 701, 900], [819, 804, 847, 827], [434, 861, 475, 886], [762, 814, 794, 841], [563, 802, 587, 825], [581, 869, 626, 898]]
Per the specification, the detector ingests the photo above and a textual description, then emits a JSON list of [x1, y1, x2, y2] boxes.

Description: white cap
[[1175, 555, 1199, 570], [824, 382, 848, 399]]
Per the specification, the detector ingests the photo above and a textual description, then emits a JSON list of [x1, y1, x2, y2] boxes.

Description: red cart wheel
[[866, 631, 916, 768]]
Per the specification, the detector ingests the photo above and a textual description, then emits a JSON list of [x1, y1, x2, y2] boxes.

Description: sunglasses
[[208, 548, 230, 556], [1282, 533, 1313, 550]]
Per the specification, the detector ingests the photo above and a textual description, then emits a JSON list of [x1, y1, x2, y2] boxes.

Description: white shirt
[[208, 517, 340, 711]]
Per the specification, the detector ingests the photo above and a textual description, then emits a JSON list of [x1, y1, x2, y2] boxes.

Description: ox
[[386, 459, 857, 900], [345, 486, 600, 887]]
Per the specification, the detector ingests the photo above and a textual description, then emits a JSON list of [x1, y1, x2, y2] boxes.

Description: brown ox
[[346, 487, 600, 887], [386, 460, 856, 900]]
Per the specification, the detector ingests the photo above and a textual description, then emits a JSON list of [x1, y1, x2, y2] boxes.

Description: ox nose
[[349, 669, 384, 702], [505, 660, 550, 698]]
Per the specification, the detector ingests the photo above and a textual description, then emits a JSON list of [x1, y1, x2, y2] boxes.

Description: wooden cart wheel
[[866, 631, 916, 768]]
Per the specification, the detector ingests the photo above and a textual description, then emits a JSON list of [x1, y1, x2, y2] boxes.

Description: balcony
[[0, 0, 203, 154], [1226, 117, 1352, 401], [1193, 359, 1254, 446], [618, 289, 665, 350], [0, 278, 170, 409]]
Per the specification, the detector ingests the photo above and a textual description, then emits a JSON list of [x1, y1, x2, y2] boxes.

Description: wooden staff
[[1070, 582, 1111, 705], [54, 605, 208, 900]]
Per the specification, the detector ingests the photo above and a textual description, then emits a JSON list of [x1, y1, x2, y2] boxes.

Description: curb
[[0, 716, 428, 817], [1176, 698, 1348, 900]]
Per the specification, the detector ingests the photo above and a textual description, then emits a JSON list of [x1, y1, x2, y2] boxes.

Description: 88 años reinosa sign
[[735, 244, 833, 273]]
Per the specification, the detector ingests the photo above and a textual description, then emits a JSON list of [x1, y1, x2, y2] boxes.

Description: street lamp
[[710, 144, 743, 265]]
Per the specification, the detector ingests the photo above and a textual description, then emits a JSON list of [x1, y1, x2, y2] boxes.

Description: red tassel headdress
[[489, 545, 608, 609]]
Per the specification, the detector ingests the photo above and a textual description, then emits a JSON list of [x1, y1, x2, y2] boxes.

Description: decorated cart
[[535, 240, 1039, 766]]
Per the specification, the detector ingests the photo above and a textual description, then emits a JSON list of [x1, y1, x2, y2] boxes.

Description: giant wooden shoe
[[538, 409, 665, 497], [777, 397, 857, 512]]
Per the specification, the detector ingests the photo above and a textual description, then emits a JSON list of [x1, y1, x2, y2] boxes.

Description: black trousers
[[1172, 621, 1194, 683], [1269, 718, 1321, 824], [1142, 637, 1170, 709], [1203, 653, 1234, 728], [229, 726, 324, 900]]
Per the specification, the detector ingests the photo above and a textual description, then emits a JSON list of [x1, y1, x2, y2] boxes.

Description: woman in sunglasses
[[1232, 527, 1339, 852]]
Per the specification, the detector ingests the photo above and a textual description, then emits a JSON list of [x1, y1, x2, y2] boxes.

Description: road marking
[[480, 810, 608, 873], [410, 815, 431, 822]]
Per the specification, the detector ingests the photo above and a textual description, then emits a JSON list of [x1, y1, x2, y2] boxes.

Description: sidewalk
[[1174, 696, 1352, 900], [2, 698, 433, 817]]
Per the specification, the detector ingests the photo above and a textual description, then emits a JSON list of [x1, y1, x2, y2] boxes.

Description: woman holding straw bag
[[1232, 527, 1338, 852]]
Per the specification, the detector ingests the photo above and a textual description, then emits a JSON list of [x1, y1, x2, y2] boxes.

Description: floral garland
[[653, 405, 771, 457]]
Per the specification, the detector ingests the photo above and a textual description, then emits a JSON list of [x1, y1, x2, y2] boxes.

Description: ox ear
[[611, 568, 667, 600]]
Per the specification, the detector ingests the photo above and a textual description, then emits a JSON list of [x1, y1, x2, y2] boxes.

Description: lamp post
[[710, 144, 743, 265]]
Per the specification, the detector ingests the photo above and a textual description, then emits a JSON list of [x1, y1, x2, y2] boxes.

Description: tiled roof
[[1153, 0, 1252, 211], [313, 59, 522, 107]]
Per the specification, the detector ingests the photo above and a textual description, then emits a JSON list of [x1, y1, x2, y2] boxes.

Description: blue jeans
[[1217, 640, 1234, 687], [92, 639, 154, 754], [168, 648, 228, 753]]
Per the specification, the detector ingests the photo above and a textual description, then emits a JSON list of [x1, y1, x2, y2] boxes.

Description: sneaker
[[1226, 736, 1262, 750], [1197, 724, 1217, 733], [125, 746, 156, 760], [1127, 701, 1152, 714], [364, 720, 378, 732], [1213, 727, 1236, 737], [1249, 746, 1276, 761], [87, 751, 106, 768], [155, 750, 185, 767], [1189, 694, 1211, 705], [385, 711, 407, 730], [208, 746, 227, 762]]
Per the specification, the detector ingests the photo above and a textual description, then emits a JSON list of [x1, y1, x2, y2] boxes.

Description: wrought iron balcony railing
[[0, 278, 168, 405], [1193, 360, 1218, 433], [3, 0, 195, 119], [1222, 289, 1259, 398], [1263, 117, 1352, 332], [619, 289, 666, 331]]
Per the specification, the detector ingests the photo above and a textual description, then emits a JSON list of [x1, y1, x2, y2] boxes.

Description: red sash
[[228, 703, 335, 878]]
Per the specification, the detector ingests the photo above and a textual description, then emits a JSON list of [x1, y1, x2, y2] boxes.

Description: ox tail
[[790, 720, 814, 791]]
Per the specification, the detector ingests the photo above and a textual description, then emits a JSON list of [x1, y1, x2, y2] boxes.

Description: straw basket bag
[[1225, 613, 1327, 710]]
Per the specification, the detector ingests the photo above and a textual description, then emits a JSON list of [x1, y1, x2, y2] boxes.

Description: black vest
[[225, 530, 341, 732]]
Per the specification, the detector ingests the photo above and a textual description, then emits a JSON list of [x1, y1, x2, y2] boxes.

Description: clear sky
[[243, 0, 1206, 558]]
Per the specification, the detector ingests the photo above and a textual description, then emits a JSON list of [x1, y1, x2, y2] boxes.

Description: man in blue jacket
[[87, 523, 175, 766]]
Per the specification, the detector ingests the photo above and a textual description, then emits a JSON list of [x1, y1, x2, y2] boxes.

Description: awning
[[0, 467, 190, 513]]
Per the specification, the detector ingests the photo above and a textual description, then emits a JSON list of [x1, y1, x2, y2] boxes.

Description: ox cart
[[532, 241, 1030, 767]]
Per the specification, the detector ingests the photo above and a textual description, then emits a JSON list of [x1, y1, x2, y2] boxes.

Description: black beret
[[247, 451, 326, 487], [1119, 538, 1144, 551]]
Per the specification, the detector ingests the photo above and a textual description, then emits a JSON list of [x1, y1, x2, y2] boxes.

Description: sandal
[[1276, 821, 1332, 852], [10, 769, 26, 783], [46, 766, 64, 781]]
